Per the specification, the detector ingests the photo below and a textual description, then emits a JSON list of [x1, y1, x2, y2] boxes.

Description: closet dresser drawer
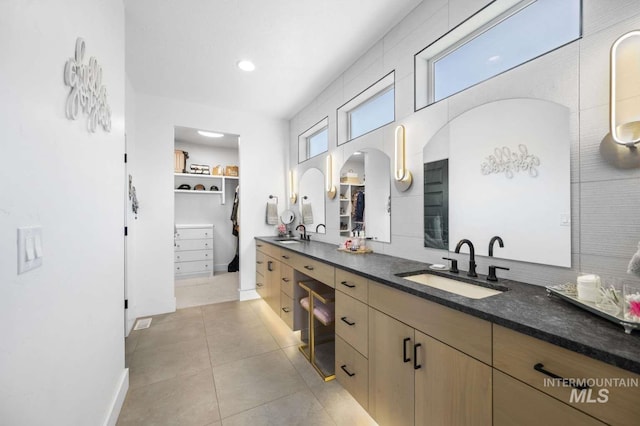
[[335, 290, 368, 357], [175, 239, 213, 251], [175, 250, 212, 262], [175, 260, 212, 275], [335, 269, 368, 303], [175, 227, 213, 240], [494, 325, 640, 426], [175, 224, 214, 277], [286, 251, 334, 287]]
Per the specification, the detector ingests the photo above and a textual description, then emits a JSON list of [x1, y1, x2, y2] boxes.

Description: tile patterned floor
[[119, 299, 377, 425], [175, 272, 239, 309]]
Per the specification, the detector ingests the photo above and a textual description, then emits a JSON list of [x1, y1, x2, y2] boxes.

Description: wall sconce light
[[394, 125, 413, 191], [325, 154, 336, 199], [601, 30, 640, 168], [289, 170, 297, 204]]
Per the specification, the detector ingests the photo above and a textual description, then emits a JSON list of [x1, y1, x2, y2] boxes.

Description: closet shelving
[[174, 173, 239, 205], [339, 182, 365, 234]]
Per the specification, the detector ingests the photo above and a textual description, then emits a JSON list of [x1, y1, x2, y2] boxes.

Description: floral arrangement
[[277, 223, 287, 237]]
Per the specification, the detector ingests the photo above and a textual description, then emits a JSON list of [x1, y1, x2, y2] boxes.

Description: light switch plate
[[18, 226, 43, 274]]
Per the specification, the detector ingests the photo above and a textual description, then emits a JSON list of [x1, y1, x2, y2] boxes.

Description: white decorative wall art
[[63, 38, 112, 132], [480, 144, 541, 178]]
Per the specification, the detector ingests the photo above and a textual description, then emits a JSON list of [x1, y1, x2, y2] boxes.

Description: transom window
[[338, 71, 395, 145], [298, 117, 328, 163], [415, 0, 581, 109]]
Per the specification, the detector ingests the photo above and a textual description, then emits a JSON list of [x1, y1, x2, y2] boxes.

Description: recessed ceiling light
[[237, 60, 255, 72], [198, 130, 224, 138], [354, 151, 362, 155], [488, 55, 501, 62]]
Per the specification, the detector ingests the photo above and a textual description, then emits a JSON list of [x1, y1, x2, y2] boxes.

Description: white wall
[[289, 0, 640, 288], [0, 1, 127, 424], [174, 141, 239, 271], [127, 92, 288, 318]]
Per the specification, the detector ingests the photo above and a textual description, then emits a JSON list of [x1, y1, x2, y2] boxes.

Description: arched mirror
[[298, 168, 326, 234], [339, 148, 391, 242]]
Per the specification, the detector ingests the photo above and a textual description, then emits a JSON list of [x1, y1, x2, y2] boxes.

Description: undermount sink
[[275, 238, 300, 244], [397, 272, 506, 299]]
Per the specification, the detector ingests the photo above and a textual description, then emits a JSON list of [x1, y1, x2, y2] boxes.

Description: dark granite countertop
[[256, 236, 640, 375]]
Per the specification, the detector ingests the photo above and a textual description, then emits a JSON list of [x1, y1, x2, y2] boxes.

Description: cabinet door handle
[[403, 337, 411, 363], [340, 281, 356, 288], [533, 363, 589, 390], [282, 307, 291, 313], [304, 265, 314, 271], [340, 365, 356, 377], [256, 282, 263, 287], [256, 261, 263, 265], [282, 278, 290, 282], [257, 244, 263, 247], [282, 255, 290, 259], [267, 261, 274, 272], [340, 316, 355, 326], [413, 343, 422, 370]]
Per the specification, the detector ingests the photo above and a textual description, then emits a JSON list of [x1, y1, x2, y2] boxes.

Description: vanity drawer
[[174, 249, 212, 262], [335, 291, 368, 357], [256, 271, 266, 298], [175, 239, 213, 251], [288, 252, 335, 287], [256, 241, 280, 258], [493, 325, 640, 426], [280, 291, 294, 329], [280, 264, 294, 298], [256, 250, 266, 276], [278, 248, 295, 266], [335, 335, 369, 411], [175, 227, 213, 240], [494, 370, 605, 426], [368, 281, 491, 364], [335, 268, 368, 303], [175, 260, 212, 275]]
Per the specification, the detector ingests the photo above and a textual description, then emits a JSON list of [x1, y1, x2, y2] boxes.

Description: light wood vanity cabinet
[[494, 370, 605, 426], [334, 269, 370, 410], [368, 284, 492, 426], [494, 324, 640, 426]]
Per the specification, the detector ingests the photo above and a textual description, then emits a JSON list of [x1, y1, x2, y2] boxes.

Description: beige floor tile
[[207, 322, 280, 367], [136, 319, 206, 351], [282, 344, 327, 388], [176, 272, 239, 309], [129, 337, 211, 389], [310, 380, 377, 426], [203, 302, 263, 333], [151, 306, 204, 326], [251, 299, 303, 348], [222, 389, 335, 426], [117, 370, 220, 426], [125, 330, 141, 355], [213, 350, 307, 419]]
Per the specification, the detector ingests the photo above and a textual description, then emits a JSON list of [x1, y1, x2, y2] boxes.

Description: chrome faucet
[[315, 223, 326, 233], [488, 236, 504, 257], [296, 224, 309, 241], [454, 239, 477, 277]]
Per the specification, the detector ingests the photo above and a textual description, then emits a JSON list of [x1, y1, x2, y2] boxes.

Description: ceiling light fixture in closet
[[237, 60, 256, 72], [198, 130, 224, 138]]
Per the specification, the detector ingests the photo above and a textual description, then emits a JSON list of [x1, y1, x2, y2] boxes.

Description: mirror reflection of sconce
[[326, 154, 337, 199], [601, 30, 640, 168], [289, 170, 297, 204], [394, 125, 413, 191]]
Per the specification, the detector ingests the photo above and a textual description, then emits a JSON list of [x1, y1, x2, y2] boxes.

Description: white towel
[[301, 202, 313, 225], [266, 202, 278, 225]]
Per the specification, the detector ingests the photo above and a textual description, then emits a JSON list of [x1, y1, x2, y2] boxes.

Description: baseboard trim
[[104, 368, 129, 426], [239, 289, 259, 301]]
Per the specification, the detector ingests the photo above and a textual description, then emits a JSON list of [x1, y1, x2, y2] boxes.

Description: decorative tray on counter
[[546, 284, 640, 334], [337, 247, 373, 254]]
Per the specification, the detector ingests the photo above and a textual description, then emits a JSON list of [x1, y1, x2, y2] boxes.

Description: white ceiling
[[174, 126, 239, 149], [125, 0, 422, 120]]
